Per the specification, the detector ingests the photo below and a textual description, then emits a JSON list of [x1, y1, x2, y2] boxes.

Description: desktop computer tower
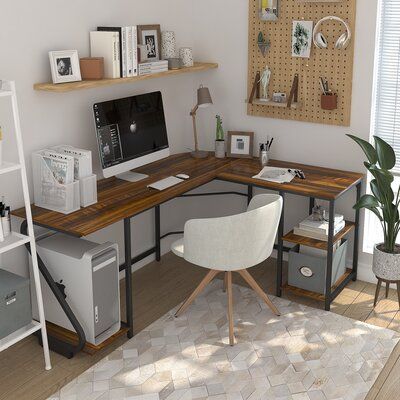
[[30, 233, 120, 346]]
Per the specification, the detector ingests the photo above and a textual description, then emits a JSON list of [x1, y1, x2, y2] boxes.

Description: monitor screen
[[94, 91, 169, 170]]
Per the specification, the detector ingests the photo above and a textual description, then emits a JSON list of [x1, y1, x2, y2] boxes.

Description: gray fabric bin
[[0, 268, 32, 339], [288, 239, 348, 295]]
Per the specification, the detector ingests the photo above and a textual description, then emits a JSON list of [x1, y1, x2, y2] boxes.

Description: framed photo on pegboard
[[247, 0, 356, 126]]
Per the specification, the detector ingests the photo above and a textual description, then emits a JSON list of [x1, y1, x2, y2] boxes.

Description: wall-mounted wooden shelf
[[251, 99, 302, 109], [33, 62, 218, 93]]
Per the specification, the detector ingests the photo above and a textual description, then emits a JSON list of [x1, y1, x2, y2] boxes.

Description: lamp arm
[[191, 106, 199, 152]]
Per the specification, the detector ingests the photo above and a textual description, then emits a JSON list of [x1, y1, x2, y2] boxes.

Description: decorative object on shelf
[[190, 85, 213, 159], [0, 126, 2, 166], [49, 50, 82, 84], [0, 199, 11, 238], [179, 47, 194, 67], [215, 115, 225, 159], [311, 204, 326, 221], [227, 131, 254, 159], [248, 71, 261, 105], [347, 134, 400, 290], [259, 0, 279, 21], [313, 16, 352, 50], [79, 57, 104, 80], [257, 32, 270, 57], [292, 21, 313, 58], [137, 24, 162, 61], [161, 31, 177, 60], [168, 58, 182, 70], [259, 65, 271, 101], [272, 92, 287, 103]]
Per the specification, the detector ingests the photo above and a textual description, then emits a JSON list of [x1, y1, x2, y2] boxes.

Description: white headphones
[[313, 16, 352, 50]]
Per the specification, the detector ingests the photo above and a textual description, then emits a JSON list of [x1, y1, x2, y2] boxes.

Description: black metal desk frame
[[21, 177, 361, 358]]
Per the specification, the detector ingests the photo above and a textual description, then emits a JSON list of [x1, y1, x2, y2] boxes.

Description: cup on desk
[[260, 149, 269, 167]]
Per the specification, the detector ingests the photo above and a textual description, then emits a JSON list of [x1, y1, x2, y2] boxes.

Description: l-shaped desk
[[14, 153, 364, 357]]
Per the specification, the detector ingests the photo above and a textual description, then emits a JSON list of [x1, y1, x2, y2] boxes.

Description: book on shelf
[[97, 26, 138, 78], [293, 219, 345, 241], [90, 31, 120, 78], [138, 60, 168, 76], [299, 213, 344, 235]]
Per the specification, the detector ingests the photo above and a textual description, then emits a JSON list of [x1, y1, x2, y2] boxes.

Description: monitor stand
[[116, 171, 149, 182]]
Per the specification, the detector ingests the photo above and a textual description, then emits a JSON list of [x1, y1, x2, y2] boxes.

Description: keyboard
[[147, 176, 184, 191]]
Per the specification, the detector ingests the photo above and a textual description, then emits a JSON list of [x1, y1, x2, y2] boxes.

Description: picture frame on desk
[[49, 50, 82, 84], [227, 131, 254, 159], [137, 25, 162, 61]]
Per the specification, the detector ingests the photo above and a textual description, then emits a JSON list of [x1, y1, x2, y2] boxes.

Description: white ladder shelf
[[0, 81, 51, 370]]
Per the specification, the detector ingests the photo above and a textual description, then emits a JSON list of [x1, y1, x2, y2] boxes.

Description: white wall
[[0, 0, 378, 282], [189, 0, 379, 282]]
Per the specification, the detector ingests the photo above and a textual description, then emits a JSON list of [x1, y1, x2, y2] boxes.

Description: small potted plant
[[347, 134, 400, 281], [215, 115, 225, 159]]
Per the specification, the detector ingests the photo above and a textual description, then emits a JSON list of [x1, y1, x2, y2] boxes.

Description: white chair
[[171, 193, 283, 345]]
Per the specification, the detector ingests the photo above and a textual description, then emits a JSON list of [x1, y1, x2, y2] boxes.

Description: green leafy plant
[[347, 134, 399, 253], [216, 115, 224, 141]]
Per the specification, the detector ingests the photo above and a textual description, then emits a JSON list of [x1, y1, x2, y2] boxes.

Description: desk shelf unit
[[0, 81, 51, 369], [33, 62, 218, 93]]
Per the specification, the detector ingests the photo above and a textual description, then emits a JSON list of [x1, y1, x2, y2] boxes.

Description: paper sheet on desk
[[252, 167, 294, 184]]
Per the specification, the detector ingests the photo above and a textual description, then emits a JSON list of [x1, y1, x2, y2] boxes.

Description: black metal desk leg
[[124, 218, 134, 338], [155, 205, 161, 262], [276, 191, 285, 297], [247, 185, 253, 205], [325, 200, 335, 311], [352, 182, 362, 281], [309, 198, 315, 215]]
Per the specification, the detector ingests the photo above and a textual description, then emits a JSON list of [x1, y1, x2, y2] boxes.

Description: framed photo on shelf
[[49, 50, 82, 84], [137, 24, 162, 61], [227, 131, 254, 158]]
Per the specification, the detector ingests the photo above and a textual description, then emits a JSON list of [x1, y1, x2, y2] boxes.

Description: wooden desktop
[[13, 153, 364, 356]]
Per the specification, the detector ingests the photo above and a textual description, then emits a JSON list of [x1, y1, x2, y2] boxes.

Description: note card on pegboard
[[247, 0, 356, 126]]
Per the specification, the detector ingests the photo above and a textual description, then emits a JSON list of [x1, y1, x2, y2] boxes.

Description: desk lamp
[[190, 85, 213, 158]]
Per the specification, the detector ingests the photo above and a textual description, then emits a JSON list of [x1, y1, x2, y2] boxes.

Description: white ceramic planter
[[372, 243, 400, 281], [215, 140, 225, 159]]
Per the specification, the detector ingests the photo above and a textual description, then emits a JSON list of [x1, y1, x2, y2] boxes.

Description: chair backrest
[[183, 194, 282, 270]]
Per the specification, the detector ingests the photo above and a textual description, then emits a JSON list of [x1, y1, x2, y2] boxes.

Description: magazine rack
[[32, 150, 80, 214]]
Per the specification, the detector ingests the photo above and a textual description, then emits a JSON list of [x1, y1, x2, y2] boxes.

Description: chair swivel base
[[190, 150, 209, 159], [174, 269, 280, 346]]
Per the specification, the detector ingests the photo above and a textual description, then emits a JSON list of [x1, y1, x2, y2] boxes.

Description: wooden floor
[[1, 252, 400, 400]]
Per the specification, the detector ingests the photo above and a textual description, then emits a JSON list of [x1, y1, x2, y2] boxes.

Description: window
[[366, 0, 400, 252]]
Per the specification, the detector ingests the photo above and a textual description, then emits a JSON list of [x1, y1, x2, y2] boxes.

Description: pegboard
[[247, 0, 356, 126]]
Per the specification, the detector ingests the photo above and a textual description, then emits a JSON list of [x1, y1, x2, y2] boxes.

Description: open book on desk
[[252, 166, 295, 184]]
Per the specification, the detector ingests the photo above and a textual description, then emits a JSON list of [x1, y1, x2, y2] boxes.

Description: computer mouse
[[176, 174, 189, 179]]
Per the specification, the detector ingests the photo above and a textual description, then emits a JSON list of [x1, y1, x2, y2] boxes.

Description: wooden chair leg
[[226, 271, 235, 346], [386, 281, 390, 298], [374, 278, 382, 308], [175, 270, 219, 317], [223, 272, 227, 292], [238, 269, 280, 316], [396, 282, 400, 310]]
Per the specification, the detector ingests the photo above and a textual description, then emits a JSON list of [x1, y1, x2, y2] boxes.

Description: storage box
[[32, 150, 80, 214], [0, 269, 32, 340], [288, 239, 347, 294], [79, 57, 104, 80], [79, 174, 98, 207], [321, 93, 338, 110]]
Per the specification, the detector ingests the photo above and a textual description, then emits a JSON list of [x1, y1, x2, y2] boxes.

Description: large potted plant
[[347, 134, 400, 280]]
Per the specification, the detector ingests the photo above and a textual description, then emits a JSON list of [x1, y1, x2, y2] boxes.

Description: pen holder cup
[[321, 93, 338, 110]]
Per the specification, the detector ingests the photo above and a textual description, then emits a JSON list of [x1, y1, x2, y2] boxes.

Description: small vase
[[161, 31, 176, 60], [373, 243, 400, 281], [215, 140, 225, 159], [179, 47, 194, 67]]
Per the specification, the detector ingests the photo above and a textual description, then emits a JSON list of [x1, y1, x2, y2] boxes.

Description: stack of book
[[138, 60, 169, 76], [90, 26, 139, 79], [294, 213, 345, 241]]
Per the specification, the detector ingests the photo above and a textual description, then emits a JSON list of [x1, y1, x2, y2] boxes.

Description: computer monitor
[[93, 91, 170, 181]]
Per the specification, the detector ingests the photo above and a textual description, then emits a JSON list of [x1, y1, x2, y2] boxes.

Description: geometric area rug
[[48, 281, 400, 400]]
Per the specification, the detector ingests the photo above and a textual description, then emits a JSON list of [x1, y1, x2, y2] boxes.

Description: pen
[[319, 77, 327, 95], [268, 138, 274, 150]]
